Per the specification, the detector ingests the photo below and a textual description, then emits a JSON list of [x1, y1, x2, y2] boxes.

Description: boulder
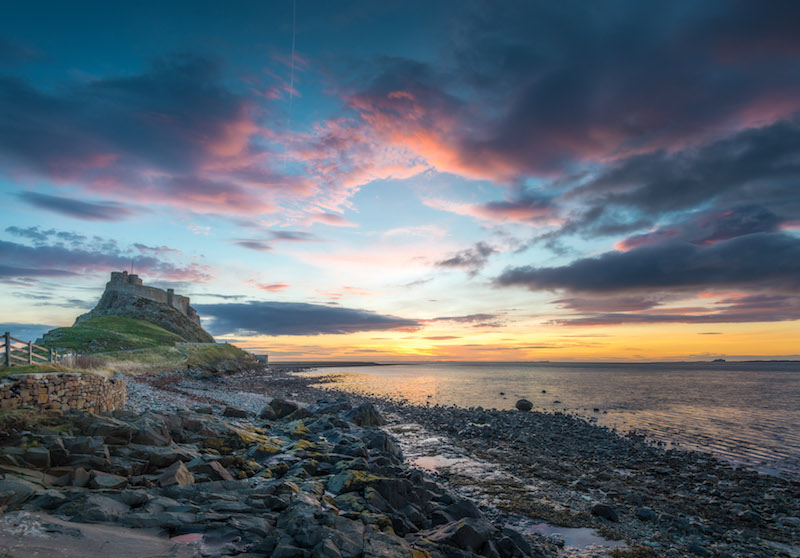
[[258, 406, 278, 420], [146, 445, 201, 468], [72, 466, 91, 488], [270, 399, 299, 419], [366, 431, 403, 463], [73, 494, 131, 522], [158, 460, 195, 487], [590, 503, 619, 522], [186, 458, 235, 481], [222, 407, 249, 419], [89, 470, 128, 490], [418, 518, 496, 553], [23, 447, 51, 469], [515, 399, 533, 412], [344, 402, 386, 427], [132, 418, 173, 446], [0, 478, 40, 509]]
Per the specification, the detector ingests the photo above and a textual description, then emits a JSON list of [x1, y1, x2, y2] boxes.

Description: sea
[[300, 361, 800, 478]]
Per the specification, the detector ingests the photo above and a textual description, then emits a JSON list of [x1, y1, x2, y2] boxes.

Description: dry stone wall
[[0, 372, 126, 413]]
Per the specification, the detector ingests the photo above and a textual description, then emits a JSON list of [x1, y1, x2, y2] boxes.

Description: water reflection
[[299, 361, 800, 477]]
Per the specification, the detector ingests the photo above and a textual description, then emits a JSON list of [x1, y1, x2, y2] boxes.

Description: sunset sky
[[1, 1, 799, 361]]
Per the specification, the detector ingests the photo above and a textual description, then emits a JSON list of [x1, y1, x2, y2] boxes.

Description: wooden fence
[[1, 332, 60, 368]]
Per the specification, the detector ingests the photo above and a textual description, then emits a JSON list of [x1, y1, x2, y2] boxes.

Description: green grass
[[95, 342, 254, 374], [41, 315, 185, 353], [180, 342, 252, 365]]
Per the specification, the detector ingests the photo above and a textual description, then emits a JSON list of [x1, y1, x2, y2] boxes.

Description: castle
[[107, 271, 201, 326]]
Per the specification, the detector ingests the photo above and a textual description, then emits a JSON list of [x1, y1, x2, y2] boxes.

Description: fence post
[[28, 341, 32, 364], [49, 348, 54, 363], [3, 332, 9, 367]]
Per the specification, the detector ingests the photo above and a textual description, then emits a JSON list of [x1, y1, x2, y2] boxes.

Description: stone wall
[[0, 373, 126, 413]]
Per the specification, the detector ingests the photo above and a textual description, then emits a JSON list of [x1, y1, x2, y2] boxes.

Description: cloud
[[17, 191, 138, 221], [0, 229, 212, 282], [234, 229, 322, 251], [428, 313, 498, 323], [425, 191, 562, 226], [551, 294, 800, 326], [293, 1, 800, 198], [234, 240, 272, 251], [574, 117, 800, 218], [0, 56, 285, 215], [436, 242, 497, 275], [497, 233, 800, 293], [197, 301, 420, 335], [254, 282, 290, 292], [5, 226, 86, 246], [615, 205, 786, 251]]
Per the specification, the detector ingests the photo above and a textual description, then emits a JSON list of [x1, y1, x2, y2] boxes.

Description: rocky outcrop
[[75, 290, 214, 343], [0, 398, 540, 557]]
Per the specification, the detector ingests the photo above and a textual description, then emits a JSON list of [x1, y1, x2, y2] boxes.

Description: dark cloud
[[234, 230, 321, 252], [551, 294, 800, 326], [616, 205, 786, 251], [497, 233, 800, 293], [197, 301, 420, 336], [18, 192, 138, 221], [554, 295, 670, 313], [269, 231, 320, 242], [320, 0, 800, 187], [234, 240, 272, 251], [429, 313, 498, 323], [0, 232, 211, 282], [0, 56, 275, 215], [574, 118, 800, 219], [436, 242, 496, 275]]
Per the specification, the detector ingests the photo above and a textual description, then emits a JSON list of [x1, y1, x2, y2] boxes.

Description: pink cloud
[[615, 229, 679, 251]]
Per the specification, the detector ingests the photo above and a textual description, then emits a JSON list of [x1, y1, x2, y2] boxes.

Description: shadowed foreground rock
[[0, 397, 540, 557]]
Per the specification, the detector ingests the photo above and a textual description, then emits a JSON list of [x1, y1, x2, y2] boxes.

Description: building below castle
[[107, 271, 201, 325]]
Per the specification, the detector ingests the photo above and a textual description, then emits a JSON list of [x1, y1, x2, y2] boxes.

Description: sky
[[1, 0, 799, 361]]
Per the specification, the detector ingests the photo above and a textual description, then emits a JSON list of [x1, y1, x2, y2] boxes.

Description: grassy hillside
[[98, 343, 256, 375], [40, 316, 185, 353]]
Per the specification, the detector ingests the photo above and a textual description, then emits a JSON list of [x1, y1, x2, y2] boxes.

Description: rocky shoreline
[[0, 364, 798, 558]]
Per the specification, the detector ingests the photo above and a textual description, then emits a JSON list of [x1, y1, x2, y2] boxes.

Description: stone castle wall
[[0, 373, 126, 413], [107, 271, 198, 324]]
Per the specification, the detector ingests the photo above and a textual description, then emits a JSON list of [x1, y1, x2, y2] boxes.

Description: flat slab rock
[[0, 511, 198, 558]]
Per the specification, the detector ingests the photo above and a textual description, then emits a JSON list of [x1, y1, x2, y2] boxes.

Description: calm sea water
[[300, 361, 800, 477]]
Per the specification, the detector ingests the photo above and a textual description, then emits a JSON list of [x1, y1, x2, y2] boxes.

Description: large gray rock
[[515, 399, 533, 412], [71, 494, 131, 522], [366, 431, 403, 463], [157, 460, 195, 487], [590, 503, 619, 522], [0, 478, 41, 509], [344, 402, 386, 427], [131, 418, 172, 446], [222, 407, 249, 419], [89, 470, 128, 490], [146, 444, 201, 468], [186, 457, 234, 481], [417, 518, 496, 553], [23, 447, 51, 469], [270, 399, 299, 419]]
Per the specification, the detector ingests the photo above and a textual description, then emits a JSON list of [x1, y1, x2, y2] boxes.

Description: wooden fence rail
[[2, 332, 59, 368]]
